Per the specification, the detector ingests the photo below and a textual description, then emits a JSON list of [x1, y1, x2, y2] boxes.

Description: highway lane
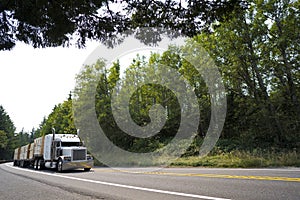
[[0, 163, 299, 200], [0, 163, 96, 200]]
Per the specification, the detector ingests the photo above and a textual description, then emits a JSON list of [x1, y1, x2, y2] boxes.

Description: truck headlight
[[87, 155, 93, 160], [64, 156, 71, 161]]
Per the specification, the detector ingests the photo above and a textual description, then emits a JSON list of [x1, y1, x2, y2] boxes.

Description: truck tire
[[37, 159, 44, 170], [57, 159, 63, 173], [20, 160, 24, 168], [84, 168, 91, 172], [34, 159, 38, 170]]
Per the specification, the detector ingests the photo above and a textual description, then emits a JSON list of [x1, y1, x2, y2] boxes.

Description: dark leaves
[[0, 0, 246, 50]]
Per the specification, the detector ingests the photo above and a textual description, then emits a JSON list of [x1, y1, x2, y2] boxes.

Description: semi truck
[[13, 129, 93, 172]]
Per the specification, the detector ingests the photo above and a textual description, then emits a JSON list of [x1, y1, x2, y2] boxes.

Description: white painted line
[[5, 163, 230, 200]]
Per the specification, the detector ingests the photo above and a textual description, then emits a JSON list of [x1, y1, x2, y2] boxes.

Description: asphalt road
[[0, 163, 299, 200]]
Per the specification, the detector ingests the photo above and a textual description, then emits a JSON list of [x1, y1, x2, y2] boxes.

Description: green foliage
[[0, 105, 16, 160], [195, 0, 300, 149], [39, 98, 76, 135], [0, 105, 15, 134], [0, 1, 245, 50], [0, 106, 44, 160], [74, 0, 299, 160], [2, 0, 299, 167], [16, 129, 32, 146], [0, 130, 8, 149]]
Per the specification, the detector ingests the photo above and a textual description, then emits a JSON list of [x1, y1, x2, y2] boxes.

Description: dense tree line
[[1, 0, 299, 160], [0, 106, 36, 160], [73, 0, 299, 155], [0, 97, 76, 160], [0, 105, 16, 160], [198, 0, 300, 151], [37, 94, 77, 136]]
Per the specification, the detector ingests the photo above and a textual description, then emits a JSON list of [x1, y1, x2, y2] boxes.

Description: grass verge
[[171, 150, 300, 168]]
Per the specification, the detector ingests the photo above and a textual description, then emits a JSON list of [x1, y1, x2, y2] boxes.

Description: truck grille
[[72, 149, 86, 161]]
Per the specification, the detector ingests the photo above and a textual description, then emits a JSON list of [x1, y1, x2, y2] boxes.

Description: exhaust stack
[[52, 128, 56, 140]]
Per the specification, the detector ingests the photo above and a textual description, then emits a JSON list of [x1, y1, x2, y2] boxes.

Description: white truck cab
[[14, 129, 94, 172], [43, 132, 93, 172]]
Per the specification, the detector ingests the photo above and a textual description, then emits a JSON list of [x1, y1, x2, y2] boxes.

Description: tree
[[39, 97, 77, 135], [196, 0, 299, 149], [16, 128, 32, 146], [44, 0, 299, 156], [258, 0, 300, 145], [0, 105, 16, 160], [0, 130, 8, 149], [73, 59, 109, 155], [0, 0, 247, 51]]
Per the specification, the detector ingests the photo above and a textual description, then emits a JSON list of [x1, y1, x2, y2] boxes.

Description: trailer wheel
[[37, 159, 44, 170], [20, 160, 24, 168], [34, 159, 38, 170], [57, 159, 63, 172]]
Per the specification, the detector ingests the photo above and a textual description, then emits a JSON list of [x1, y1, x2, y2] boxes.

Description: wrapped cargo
[[13, 147, 20, 160], [13, 147, 21, 166], [20, 144, 29, 160], [34, 136, 45, 157], [28, 143, 34, 160]]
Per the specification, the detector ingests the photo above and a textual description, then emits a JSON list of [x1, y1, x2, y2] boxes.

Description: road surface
[[0, 162, 299, 200]]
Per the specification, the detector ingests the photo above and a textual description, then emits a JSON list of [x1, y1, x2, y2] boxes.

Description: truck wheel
[[34, 159, 38, 170], [84, 168, 91, 172], [57, 159, 63, 172], [37, 159, 44, 170]]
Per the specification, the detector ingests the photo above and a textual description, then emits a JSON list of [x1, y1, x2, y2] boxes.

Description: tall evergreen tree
[[0, 105, 16, 160]]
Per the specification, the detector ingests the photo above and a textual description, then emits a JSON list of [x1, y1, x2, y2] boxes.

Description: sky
[[0, 40, 156, 133], [0, 41, 100, 132], [0, 3, 144, 133], [0, 2, 170, 133]]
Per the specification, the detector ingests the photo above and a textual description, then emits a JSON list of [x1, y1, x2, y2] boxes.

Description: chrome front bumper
[[62, 160, 94, 171]]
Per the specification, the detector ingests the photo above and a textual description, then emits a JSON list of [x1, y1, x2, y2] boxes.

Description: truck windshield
[[61, 142, 82, 147]]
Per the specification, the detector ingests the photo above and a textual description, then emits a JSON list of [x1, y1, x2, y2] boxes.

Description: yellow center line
[[94, 168, 300, 182]]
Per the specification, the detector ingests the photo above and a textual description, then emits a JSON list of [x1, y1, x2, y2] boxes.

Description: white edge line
[[4, 163, 231, 200]]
